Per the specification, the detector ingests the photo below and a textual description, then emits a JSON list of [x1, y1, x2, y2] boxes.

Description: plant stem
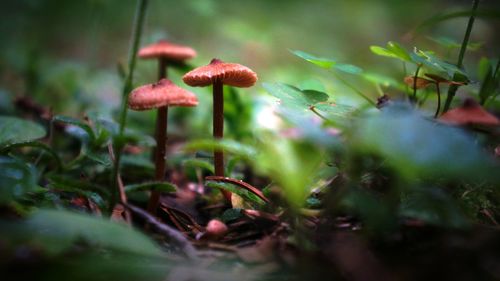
[[442, 0, 479, 112], [331, 72, 376, 107], [110, 0, 148, 211], [411, 64, 422, 103], [212, 80, 231, 202], [434, 83, 441, 118], [147, 58, 168, 215]]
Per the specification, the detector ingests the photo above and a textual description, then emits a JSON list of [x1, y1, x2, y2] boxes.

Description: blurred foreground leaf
[[0, 156, 38, 204], [0, 116, 46, 148]]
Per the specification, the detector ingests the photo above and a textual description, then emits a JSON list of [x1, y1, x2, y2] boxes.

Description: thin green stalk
[[442, 0, 479, 112], [411, 64, 422, 103], [111, 0, 148, 211], [434, 82, 441, 118], [331, 72, 376, 107]]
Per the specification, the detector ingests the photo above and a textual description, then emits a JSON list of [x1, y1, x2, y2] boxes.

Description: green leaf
[[184, 139, 256, 160], [0, 156, 38, 204], [221, 208, 243, 223], [314, 103, 356, 117], [53, 115, 96, 143], [0, 141, 62, 168], [24, 209, 164, 257], [290, 50, 363, 74], [183, 159, 215, 174], [411, 49, 467, 78], [0, 116, 46, 148], [206, 181, 265, 205], [47, 174, 110, 198], [429, 36, 483, 51], [263, 82, 328, 110], [370, 42, 412, 62], [125, 182, 177, 193], [351, 103, 499, 182]]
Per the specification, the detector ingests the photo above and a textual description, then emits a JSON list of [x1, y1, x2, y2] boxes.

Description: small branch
[[124, 203, 199, 261]]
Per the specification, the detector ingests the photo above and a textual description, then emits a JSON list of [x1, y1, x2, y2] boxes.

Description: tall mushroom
[[128, 79, 198, 214], [182, 59, 257, 202]]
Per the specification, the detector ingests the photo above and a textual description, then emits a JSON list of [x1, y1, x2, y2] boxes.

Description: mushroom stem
[[147, 57, 169, 214], [212, 79, 231, 202]]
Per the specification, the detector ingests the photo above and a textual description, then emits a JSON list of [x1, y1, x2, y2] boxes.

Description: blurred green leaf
[[290, 50, 363, 74], [0, 156, 38, 204], [370, 41, 412, 62], [0, 141, 62, 168], [206, 181, 265, 205], [429, 36, 482, 51], [400, 187, 469, 228], [411, 49, 467, 78], [263, 82, 328, 110], [53, 115, 96, 143], [125, 181, 177, 193], [0, 116, 46, 148], [351, 103, 499, 181], [183, 159, 215, 174], [23, 209, 164, 257], [184, 139, 256, 160]]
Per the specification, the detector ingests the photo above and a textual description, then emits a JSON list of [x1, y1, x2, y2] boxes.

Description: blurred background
[[0, 0, 498, 132]]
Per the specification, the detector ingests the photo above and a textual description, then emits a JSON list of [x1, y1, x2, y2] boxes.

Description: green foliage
[[0, 116, 46, 149], [1, 209, 164, 257], [349, 103, 499, 182], [125, 182, 177, 193], [290, 50, 363, 74], [263, 82, 329, 110], [206, 181, 266, 206], [0, 156, 38, 204], [370, 41, 412, 62]]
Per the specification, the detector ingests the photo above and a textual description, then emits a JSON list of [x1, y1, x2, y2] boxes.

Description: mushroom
[[138, 40, 197, 79], [128, 79, 198, 214], [439, 98, 499, 126], [182, 59, 257, 202], [205, 219, 229, 239]]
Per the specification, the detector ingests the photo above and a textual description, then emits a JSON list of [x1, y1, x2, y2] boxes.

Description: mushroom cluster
[[128, 41, 257, 214]]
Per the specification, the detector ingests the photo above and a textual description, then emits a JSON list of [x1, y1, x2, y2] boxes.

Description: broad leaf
[[0, 156, 38, 204], [184, 139, 256, 160], [183, 159, 215, 174], [24, 209, 164, 257], [0, 116, 46, 148], [351, 103, 499, 181], [370, 41, 412, 62], [290, 50, 363, 74], [53, 115, 96, 143], [263, 82, 328, 110]]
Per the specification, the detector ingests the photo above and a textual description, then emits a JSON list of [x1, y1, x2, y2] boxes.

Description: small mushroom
[[403, 76, 433, 90], [138, 40, 197, 79], [205, 219, 228, 239], [182, 59, 257, 202], [128, 79, 198, 214], [439, 98, 499, 126]]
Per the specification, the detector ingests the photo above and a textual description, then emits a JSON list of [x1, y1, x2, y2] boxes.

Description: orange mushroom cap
[[404, 76, 433, 89], [128, 79, 198, 111], [182, 58, 257, 88], [439, 98, 499, 126], [138, 40, 196, 61]]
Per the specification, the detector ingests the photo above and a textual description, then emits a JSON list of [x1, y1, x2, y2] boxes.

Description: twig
[[124, 203, 199, 261]]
